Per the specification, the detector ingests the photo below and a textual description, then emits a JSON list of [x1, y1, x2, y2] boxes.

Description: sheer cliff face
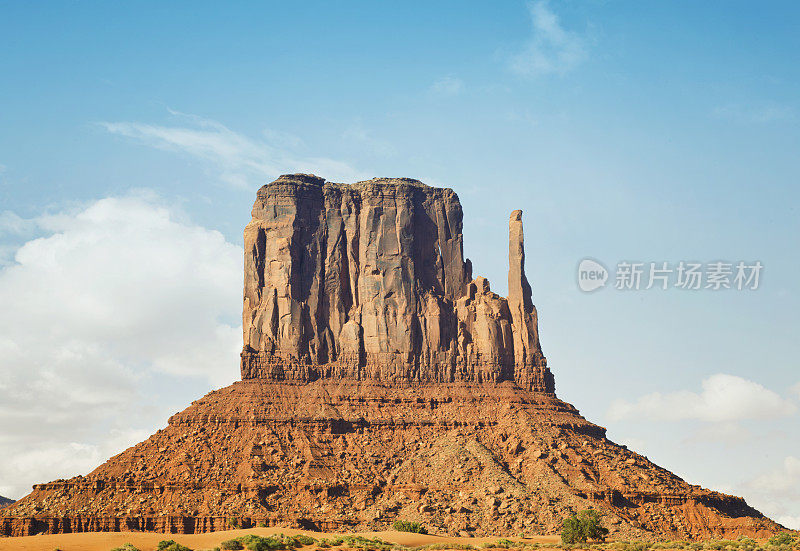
[[242, 174, 552, 392]]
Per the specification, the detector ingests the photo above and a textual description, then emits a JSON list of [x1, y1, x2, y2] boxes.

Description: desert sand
[[0, 527, 561, 551]]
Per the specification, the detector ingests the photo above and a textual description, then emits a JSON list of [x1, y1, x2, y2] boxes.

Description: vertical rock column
[[507, 210, 549, 391]]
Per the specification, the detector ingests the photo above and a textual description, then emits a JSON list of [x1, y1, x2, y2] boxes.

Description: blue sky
[[1, 0, 799, 529]]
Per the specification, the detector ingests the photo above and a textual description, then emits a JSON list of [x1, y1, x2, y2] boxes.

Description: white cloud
[[101, 112, 367, 188], [0, 429, 150, 499], [0, 210, 36, 235], [683, 421, 753, 446], [778, 516, 800, 530], [743, 457, 800, 530], [712, 103, 796, 124], [746, 457, 800, 497], [608, 374, 797, 422], [791, 381, 800, 399], [0, 193, 242, 498], [430, 76, 464, 97], [508, 1, 587, 77]]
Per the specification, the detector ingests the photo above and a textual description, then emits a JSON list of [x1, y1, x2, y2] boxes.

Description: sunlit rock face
[[241, 174, 552, 392]]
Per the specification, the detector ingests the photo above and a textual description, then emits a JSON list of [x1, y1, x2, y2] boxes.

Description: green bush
[[561, 510, 609, 544], [768, 534, 796, 547], [157, 541, 192, 551], [393, 520, 429, 534], [224, 534, 320, 551], [110, 544, 141, 551], [291, 535, 318, 546]]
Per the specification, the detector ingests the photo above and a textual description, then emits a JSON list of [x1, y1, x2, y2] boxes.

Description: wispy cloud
[[340, 122, 397, 158], [508, 1, 587, 77], [0, 210, 36, 236], [100, 111, 366, 188], [712, 103, 796, 124], [608, 374, 797, 422], [430, 76, 465, 97]]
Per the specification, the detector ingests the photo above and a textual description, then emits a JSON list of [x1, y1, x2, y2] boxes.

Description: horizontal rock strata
[[1, 381, 776, 538]]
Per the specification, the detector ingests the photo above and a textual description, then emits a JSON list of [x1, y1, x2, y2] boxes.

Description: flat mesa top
[[257, 173, 449, 196]]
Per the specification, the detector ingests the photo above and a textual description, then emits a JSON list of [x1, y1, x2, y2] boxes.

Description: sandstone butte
[[0, 175, 783, 540]]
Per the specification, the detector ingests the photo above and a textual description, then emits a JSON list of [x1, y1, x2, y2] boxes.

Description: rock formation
[[240, 175, 551, 392], [0, 496, 13, 509], [0, 175, 780, 540]]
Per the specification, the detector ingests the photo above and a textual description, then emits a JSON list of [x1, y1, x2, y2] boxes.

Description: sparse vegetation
[[223, 534, 321, 551], [768, 534, 796, 548], [156, 542, 192, 551], [561, 510, 609, 544], [392, 520, 429, 535], [542, 535, 799, 551], [110, 545, 141, 551]]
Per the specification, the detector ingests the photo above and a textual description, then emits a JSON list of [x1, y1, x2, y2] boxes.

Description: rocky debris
[[0, 380, 777, 539], [240, 175, 552, 393], [0, 175, 781, 539]]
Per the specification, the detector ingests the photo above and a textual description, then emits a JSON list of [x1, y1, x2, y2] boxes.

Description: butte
[[0, 174, 781, 539]]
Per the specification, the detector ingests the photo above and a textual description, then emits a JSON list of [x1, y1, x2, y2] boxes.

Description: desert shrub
[[158, 541, 193, 551], [336, 536, 392, 551], [228, 535, 322, 551], [768, 534, 796, 547], [228, 517, 241, 529], [561, 510, 609, 544], [393, 520, 428, 534], [247, 536, 286, 551], [110, 544, 141, 551], [290, 535, 318, 546], [157, 541, 192, 551]]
